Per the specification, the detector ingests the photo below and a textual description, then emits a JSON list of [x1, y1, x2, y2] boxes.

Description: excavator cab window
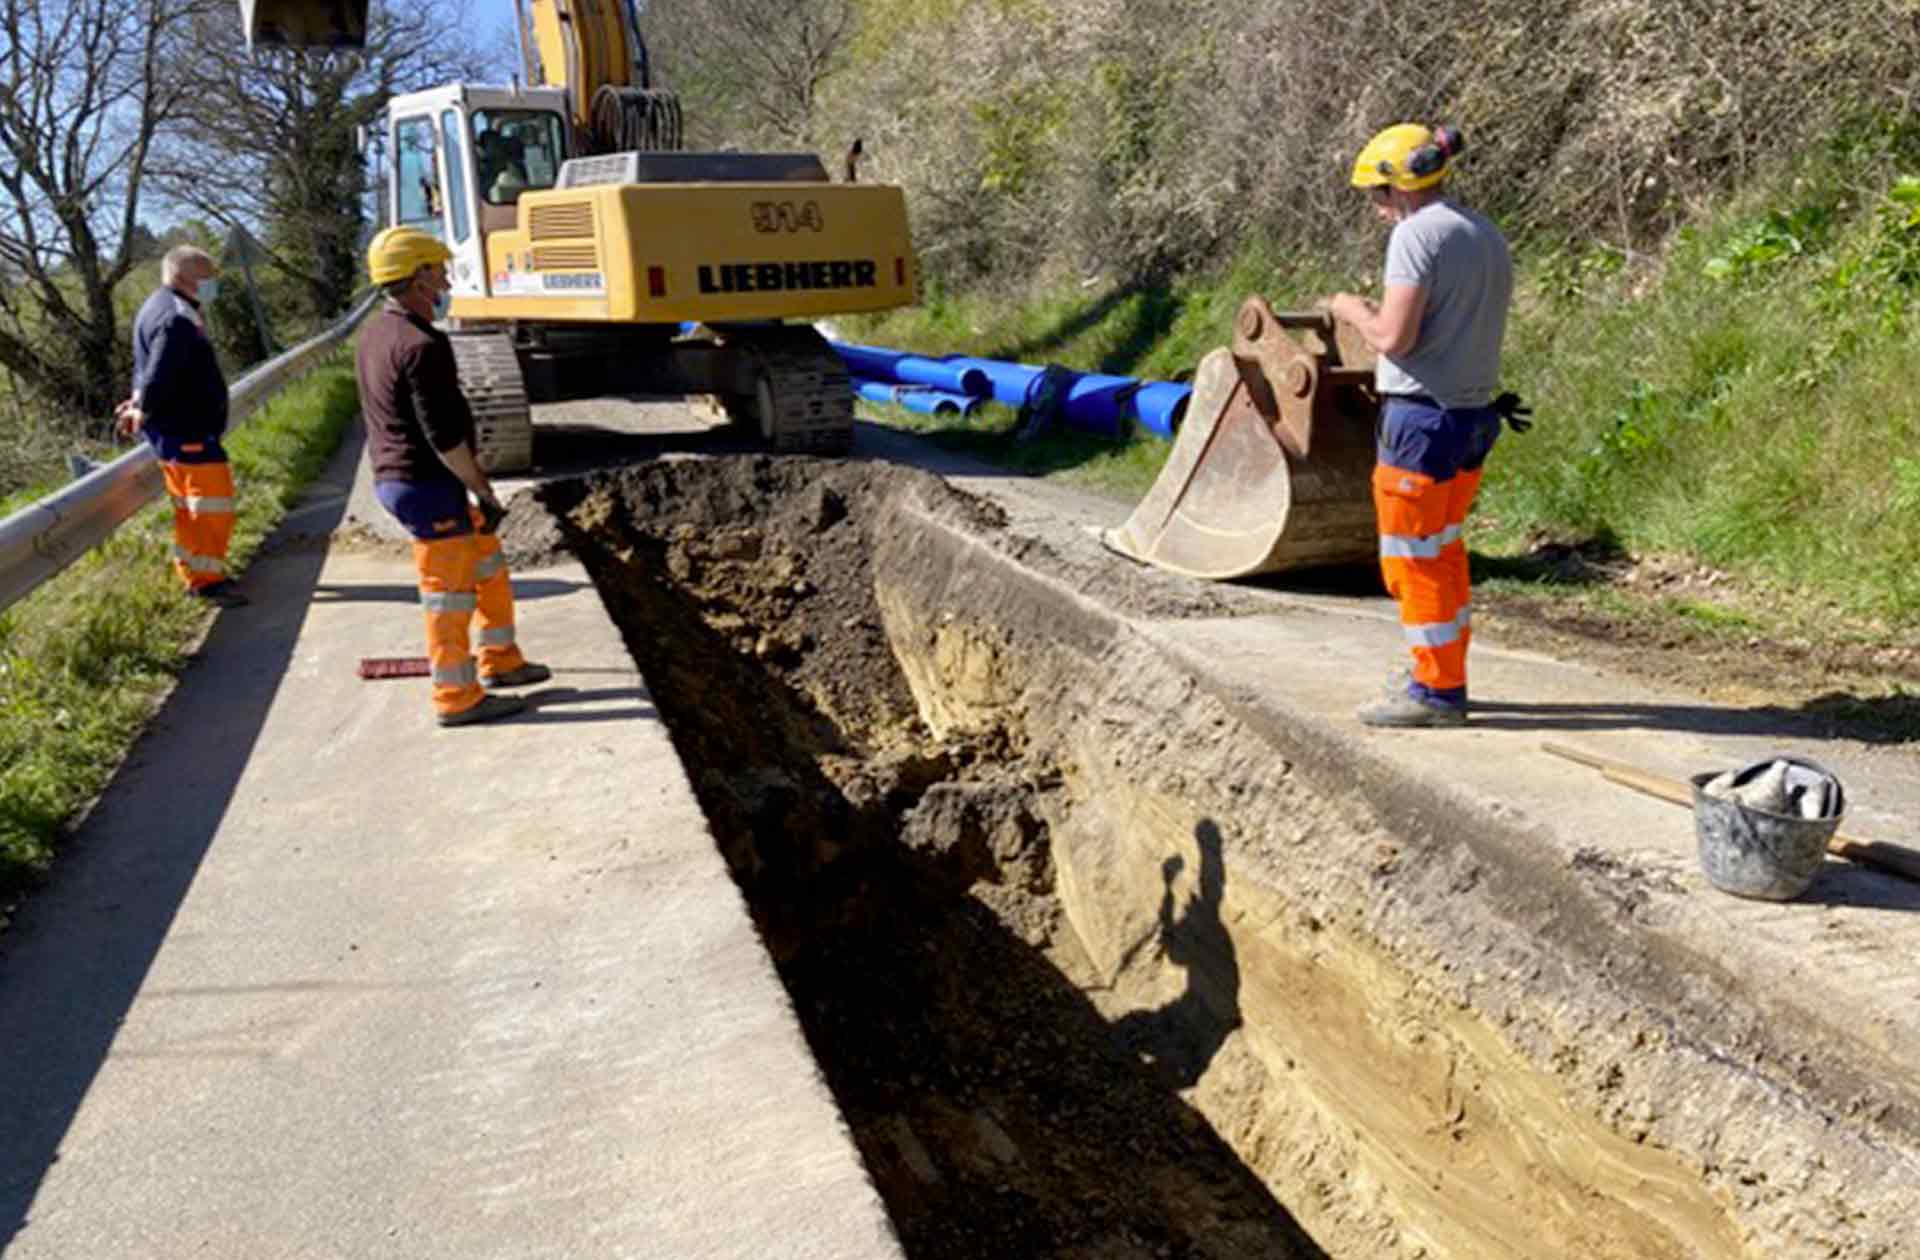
[[393, 116, 445, 233], [440, 109, 472, 244], [472, 110, 565, 205]]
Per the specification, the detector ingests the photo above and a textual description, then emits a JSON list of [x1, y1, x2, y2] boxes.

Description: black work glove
[[1492, 391, 1534, 434], [477, 495, 508, 535]]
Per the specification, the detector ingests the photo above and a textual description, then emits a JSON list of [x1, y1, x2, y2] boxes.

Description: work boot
[[437, 692, 526, 728], [481, 662, 552, 689], [192, 580, 250, 609], [1379, 665, 1414, 697], [1356, 691, 1468, 728]]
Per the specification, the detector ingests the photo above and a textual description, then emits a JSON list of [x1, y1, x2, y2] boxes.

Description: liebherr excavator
[[240, 0, 917, 469]]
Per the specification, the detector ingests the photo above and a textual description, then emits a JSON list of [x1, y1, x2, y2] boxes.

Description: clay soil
[[522, 446, 1915, 1260], [545, 457, 1328, 1260]]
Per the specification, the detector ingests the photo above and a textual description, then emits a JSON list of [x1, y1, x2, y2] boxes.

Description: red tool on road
[[357, 657, 431, 680]]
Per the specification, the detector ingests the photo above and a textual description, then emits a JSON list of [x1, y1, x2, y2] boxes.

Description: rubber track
[[449, 330, 534, 473], [721, 326, 854, 455]]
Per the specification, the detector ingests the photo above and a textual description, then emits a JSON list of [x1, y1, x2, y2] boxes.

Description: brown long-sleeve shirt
[[354, 304, 475, 484]]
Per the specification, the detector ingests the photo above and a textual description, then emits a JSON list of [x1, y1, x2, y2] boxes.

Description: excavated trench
[[532, 456, 1759, 1260]]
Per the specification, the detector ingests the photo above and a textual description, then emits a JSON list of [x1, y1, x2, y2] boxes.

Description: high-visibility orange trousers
[[1372, 397, 1500, 706], [413, 507, 530, 717], [162, 459, 235, 592], [1373, 464, 1482, 696]]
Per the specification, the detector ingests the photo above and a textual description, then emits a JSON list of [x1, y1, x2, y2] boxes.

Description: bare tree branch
[[0, 0, 198, 426], [148, 0, 491, 321]]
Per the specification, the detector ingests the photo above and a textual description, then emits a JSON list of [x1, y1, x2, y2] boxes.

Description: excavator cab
[[241, 0, 369, 50]]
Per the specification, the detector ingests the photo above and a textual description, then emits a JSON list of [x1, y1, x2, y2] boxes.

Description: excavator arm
[[521, 0, 642, 119], [243, 0, 679, 148], [522, 0, 682, 152]]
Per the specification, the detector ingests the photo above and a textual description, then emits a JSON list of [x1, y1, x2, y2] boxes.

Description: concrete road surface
[[0, 426, 899, 1260]]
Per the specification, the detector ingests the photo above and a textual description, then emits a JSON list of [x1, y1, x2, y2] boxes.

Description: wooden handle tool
[[1541, 740, 1920, 884]]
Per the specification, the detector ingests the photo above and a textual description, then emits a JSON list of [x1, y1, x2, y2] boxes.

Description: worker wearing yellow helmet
[[1324, 124, 1523, 728], [355, 225, 549, 727]]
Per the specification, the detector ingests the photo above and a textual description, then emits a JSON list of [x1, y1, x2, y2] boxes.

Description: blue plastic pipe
[[943, 356, 1045, 408], [1130, 381, 1191, 438], [851, 377, 976, 419], [1059, 372, 1140, 438], [900, 389, 978, 419], [853, 378, 904, 406], [831, 342, 990, 398], [852, 341, 1188, 439]]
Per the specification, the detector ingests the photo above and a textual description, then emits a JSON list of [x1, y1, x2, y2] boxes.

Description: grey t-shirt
[[1376, 199, 1512, 408]]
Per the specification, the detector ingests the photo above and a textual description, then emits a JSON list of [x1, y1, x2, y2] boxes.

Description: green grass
[[844, 240, 1347, 501], [0, 359, 359, 920], [849, 128, 1920, 642], [858, 396, 1172, 501]]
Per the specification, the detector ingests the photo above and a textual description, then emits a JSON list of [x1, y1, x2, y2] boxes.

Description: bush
[[774, 0, 1920, 292]]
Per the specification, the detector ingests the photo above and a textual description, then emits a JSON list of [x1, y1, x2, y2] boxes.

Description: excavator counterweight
[[1103, 296, 1382, 580], [241, 0, 369, 49]]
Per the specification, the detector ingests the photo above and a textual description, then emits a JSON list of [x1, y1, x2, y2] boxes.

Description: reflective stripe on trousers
[[1373, 397, 1499, 699], [409, 505, 528, 718], [162, 460, 234, 591]]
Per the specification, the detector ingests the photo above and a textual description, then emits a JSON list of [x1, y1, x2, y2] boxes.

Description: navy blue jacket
[[132, 287, 229, 456]]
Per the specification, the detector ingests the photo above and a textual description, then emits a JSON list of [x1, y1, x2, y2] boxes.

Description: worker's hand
[[113, 399, 144, 437], [1491, 391, 1534, 435], [476, 494, 508, 536], [1323, 293, 1373, 327]]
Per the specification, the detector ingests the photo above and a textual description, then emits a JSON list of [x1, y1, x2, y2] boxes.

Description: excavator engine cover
[[242, 0, 369, 49], [1103, 296, 1381, 580]]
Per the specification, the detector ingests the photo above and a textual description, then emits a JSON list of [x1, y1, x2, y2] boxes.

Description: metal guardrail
[[0, 292, 380, 615]]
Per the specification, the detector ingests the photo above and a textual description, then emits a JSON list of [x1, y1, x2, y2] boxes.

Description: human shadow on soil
[[558, 490, 1330, 1259], [1108, 820, 1244, 1090], [780, 841, 1328, 1260]]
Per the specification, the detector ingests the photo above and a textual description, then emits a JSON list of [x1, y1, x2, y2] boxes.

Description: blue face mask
[[198, 278, 220, 303], [431, 289, 451, 321]]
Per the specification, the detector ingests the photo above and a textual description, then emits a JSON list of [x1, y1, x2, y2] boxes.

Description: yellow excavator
[[240, 0, 917, 469]]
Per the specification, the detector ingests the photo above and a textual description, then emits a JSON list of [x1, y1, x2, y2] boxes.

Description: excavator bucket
[[1102, 296, 1382, 580], [241, 0, 369, 50]]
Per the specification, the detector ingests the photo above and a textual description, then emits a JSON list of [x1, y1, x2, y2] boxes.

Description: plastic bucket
[[1689, 757, 1845, 901]]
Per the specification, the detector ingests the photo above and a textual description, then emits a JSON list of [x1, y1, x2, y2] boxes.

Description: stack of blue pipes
[[828, 340, 1192, 438]]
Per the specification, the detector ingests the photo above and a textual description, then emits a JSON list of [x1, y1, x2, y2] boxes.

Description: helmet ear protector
[[1389, 125, 1464, 180]]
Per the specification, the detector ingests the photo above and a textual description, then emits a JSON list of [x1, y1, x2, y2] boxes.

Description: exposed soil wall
[[540, 455, 1913, 1260]]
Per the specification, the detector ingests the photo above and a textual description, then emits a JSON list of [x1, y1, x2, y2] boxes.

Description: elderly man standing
[[355, 226, 548, 728], [118, 245, 247, 608], [1325, 124, 1517, 729]]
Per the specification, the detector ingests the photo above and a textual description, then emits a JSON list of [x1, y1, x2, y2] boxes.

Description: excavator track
[[713, 325, 855, 455], [448, 329, 534, 473]]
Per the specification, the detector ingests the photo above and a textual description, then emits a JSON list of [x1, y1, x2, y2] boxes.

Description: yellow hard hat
[[1351, 124, 1462, 191], [366, 225, 451, 285]]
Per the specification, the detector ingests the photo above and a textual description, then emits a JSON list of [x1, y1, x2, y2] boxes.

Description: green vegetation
[[859, 397, 1170, 500], [848, 119, 1920, 643], [0, 361, 359, 919]]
